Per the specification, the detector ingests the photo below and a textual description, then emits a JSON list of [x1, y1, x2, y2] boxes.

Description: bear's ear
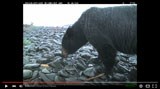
[[66, 27, 74, 37]]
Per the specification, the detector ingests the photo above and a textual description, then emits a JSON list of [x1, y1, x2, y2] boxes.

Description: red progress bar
[[1, 81, 83, 84]]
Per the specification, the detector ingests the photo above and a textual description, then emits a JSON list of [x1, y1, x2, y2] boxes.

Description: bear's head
[[62, 27, 77, 58], [62, 26, 87, 58]]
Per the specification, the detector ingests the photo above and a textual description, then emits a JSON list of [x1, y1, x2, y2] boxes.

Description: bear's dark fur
[[62, 5, 137, 75]]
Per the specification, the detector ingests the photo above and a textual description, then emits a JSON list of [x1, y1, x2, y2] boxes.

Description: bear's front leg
[[97, 44, 117, 76]]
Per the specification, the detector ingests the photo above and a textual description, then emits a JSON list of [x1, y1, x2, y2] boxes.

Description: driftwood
[[40, 64, 49, 67], [85, 73, 105, 81]]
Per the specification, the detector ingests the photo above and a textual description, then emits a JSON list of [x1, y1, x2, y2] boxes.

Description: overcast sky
[[23, 4, 135, 27]]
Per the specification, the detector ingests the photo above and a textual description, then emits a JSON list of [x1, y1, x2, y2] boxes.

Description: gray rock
[[63, 59, 75, 65], [65, 77, 78, 82], [116, 61, 130, 73], [39, 71, 53, 87], [88, 58, 101, 65], [99, 75, 107, 80], [83, 67, 96, 77], [30, 78, 42, 87], [76, 62, 86, 70], [48, 59, 63, 69], [53, 39, 61, 45], [90, 50, 98, 55], [54, 75, 65, 82], [64, 65, 76, 75], [43, 53, 54, 59], [117, 52, 131, 58], [29, 59, 37, 63], [27, 44, 36, 52], [52, 68, 59, 73], [78, 76, 87, 81], [88, 64, 93, 67], [78, 58, 87, 66], [23, 56, 30, 65], [66, 70, 75, 75], [58, 69, 70, 77], [115, 55, 121, 61], [79, 45, 92, 53], [24, 63, 40, 69], [36, 58, 52, 64], [112, 73, 127, 81], [54, 50, 62, 56], [54, 56, 62, 61], [54, 49, 61, 54], [79, 71, 83, 76], [128, 55, 137, 65], [34, 55, 42, 60], [30, 37, 37, 41], [46, 73, 56, 81], [31, 70, 39, 79], [93, 78, 104, 83], [23, 69, 33, 79], [95, 65, 105, 73], [117, 56, 127, 62], [66, 57, 72, 61], [39, 71, 52, 82], [79, 52, 91, 59], [37, 46, 50, 52], [64, 65, 75, 70], [42, 68, 50, 74]]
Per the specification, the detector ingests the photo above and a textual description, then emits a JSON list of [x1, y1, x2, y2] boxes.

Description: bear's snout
[[62, 47, 68, 58]]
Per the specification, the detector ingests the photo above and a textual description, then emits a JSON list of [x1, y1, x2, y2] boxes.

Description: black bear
[[62, 5, 137, 75]]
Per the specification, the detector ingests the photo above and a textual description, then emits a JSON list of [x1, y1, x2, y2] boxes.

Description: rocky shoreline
[[23, 26, 137, 87]]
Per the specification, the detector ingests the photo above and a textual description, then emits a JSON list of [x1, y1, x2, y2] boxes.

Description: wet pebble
[[46, 73, 56, 81], [52, 68, 59, 73], [128, 55, 137, 65], [31, 70, 39, 80], [48, 58, 63, 69], [39, 71, 52, 82], [58, 69, 70, 77], [83, 67, 96, 77], [64, 65, 76, 75], [41, 68, 50, 74], [24, 63, 40, 69], [78, 76, 87, 81], [76, 62, 86, 70], [54, 75, 65, 82], [79, 52, 91, 59], [23, 56, 30, 65], [112, 73, 127, 81], [23, 69, 33, 79], [65, 77, 78, 82], [116, 61, 130, 73], [36, 58, 52, 64]]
